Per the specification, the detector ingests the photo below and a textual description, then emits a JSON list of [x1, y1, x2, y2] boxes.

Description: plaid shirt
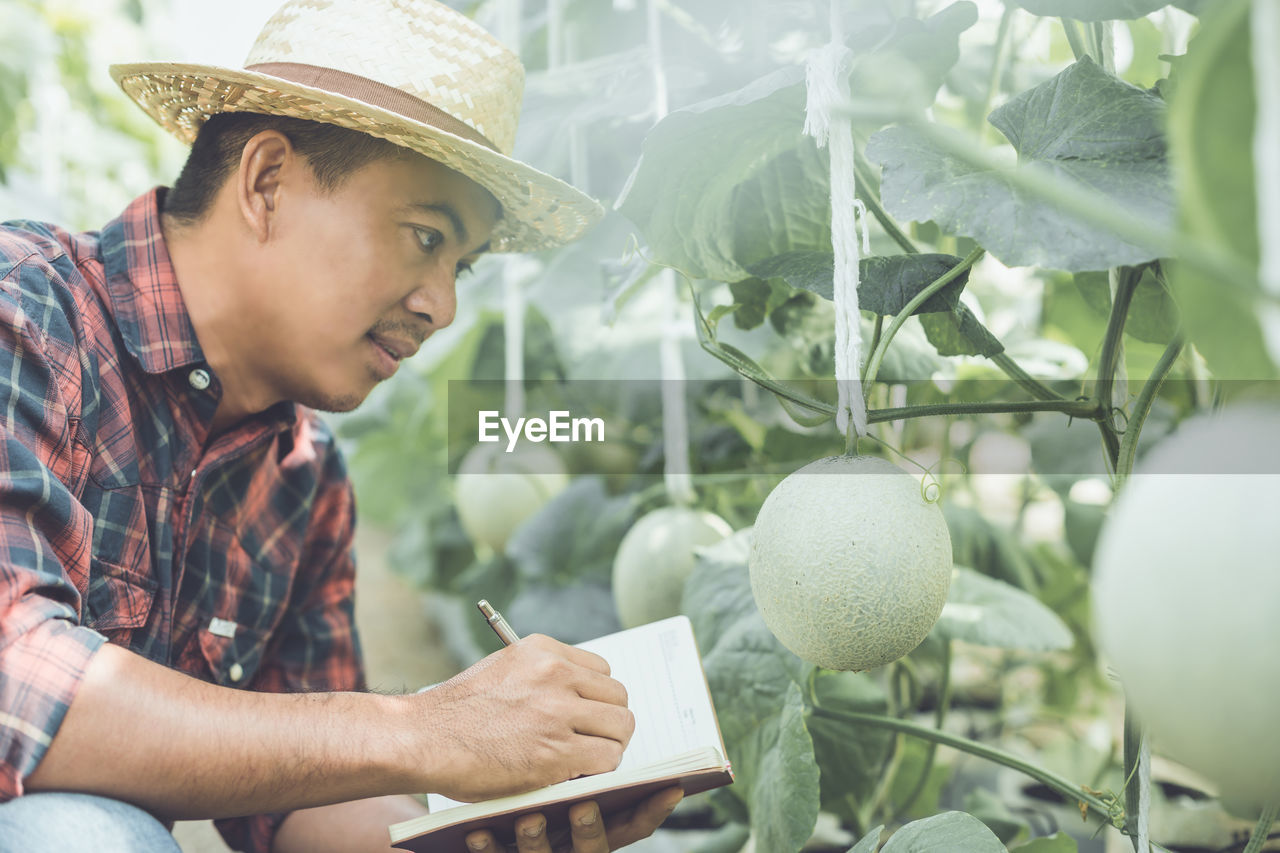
[[0, 189, 366, 852]]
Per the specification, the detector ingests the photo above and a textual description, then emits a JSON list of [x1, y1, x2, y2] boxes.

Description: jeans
[[0, 791, 181, 852]]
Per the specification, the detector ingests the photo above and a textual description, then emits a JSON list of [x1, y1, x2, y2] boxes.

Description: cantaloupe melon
[[749, 455, 953, 672], [612, 506, 733, 629], [454, 443, 569, 552], [1092, 403, 1280, 816]]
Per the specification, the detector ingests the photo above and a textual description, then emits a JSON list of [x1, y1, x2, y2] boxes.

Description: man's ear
[[236, 130, 292, 243]]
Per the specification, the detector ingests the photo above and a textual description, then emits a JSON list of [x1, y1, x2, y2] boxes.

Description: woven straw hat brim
[[110, 62, 604, 253]]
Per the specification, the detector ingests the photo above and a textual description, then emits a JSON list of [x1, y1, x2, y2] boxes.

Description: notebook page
[[426, 615, 719, 813], [577, 615, 720, 771]]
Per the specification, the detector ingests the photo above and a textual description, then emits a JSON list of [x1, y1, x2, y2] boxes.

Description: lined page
[[578, 615, 720, 771], [426, 614, 720, 813]]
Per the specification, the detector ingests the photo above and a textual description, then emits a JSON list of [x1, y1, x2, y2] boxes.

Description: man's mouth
[[368, 333, 415, 361]]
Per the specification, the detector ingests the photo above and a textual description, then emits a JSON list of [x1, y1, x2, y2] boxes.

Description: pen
[[476, 599, 521, 646]]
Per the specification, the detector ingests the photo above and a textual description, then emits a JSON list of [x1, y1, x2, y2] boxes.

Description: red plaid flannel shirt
[[0, 189, 366, 852]]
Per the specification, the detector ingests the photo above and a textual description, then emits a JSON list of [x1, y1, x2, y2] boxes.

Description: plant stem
[[991, 351, 1068, 402], [1115, 335, 1184, 484], [1061, 17, 1090, 61], [1095, 267, 1141, 471], [980, 5, 1016, 144], [897, 641, 953, 819], [869, 398, 1098, 422], [863, 314, 885, 384], [1243, 805, 1279, 853], [863, 247, 986, 391], [1122, 705, 1144, 846], [853, 150, 921, 255], [810, 705, 1116, 821]]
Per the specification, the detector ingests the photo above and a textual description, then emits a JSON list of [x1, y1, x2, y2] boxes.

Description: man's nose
[[404, 271, 457, 330]]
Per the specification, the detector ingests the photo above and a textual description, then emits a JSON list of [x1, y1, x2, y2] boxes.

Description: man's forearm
[[25, 643, 416, 819], [24, 632, 636, 825]]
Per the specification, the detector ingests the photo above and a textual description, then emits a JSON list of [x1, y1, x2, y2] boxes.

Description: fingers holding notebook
[[459, 787, 683, 853]]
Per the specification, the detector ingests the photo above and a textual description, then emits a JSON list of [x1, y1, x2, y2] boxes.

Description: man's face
[[247, 151, 498, 413]]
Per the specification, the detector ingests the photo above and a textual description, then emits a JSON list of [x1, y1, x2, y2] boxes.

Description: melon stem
[[808, 705, 1116, 822], [1243, 804, 1279, 853]]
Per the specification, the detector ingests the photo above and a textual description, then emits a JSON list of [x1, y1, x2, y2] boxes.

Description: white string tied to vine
[[646, 0, 694, 506], [804, 13, 869, 441]]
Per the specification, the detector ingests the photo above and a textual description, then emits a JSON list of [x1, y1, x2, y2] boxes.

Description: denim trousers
[[0, 791, 181, 852]]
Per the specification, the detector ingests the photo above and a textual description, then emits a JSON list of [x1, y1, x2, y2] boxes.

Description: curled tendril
[[620, 232, 641, 265], [1081, 785, 1127, 829], [860, 435, 946, 504], [616, 235, 701, 283], [1110, 405, 1131, 434]]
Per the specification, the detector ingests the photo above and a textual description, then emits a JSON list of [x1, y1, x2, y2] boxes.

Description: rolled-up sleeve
[[0, 255, 105, 801], [215, 425, 366, 853]]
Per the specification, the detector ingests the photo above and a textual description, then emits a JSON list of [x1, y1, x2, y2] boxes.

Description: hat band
[[245, 62, 499, 153]]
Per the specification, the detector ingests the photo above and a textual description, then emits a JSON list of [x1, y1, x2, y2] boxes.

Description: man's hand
[[462, 787, 684, 853], [409, 634, 636, 802]]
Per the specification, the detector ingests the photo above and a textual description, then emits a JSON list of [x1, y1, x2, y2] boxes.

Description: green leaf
[[847, 826, 886, 853], [931, 566, 1074, 651], [943, 504, 1039, 591], [963, 787, 1029, 843], [886, 738, 954, 820], [728, 277, 793, 331], [808, 670, 894, 821], [745, 683, 821, 853], [1023, 412, 1108, 495], [1166, 0, 1277, 379], [1010, 832, 1079, 852], [879, 811, 1008, 852], [470, 307, 565, 382], [505, 478, 637, 586], [746, 252, 971, 315], [618, 67, 832, 283], [684, 531, 820, 853], [1063, 499, 1107, 567], [504, 581, 622, 645], [849, 3, 980, 112], [1013, 0, 1171, 20], [919, 304, 1005, 357], [1073, 267, 1181, 345], [871, 318, 947, 383], [867, 58, 1173, 272], [690, 822, 752, 853]]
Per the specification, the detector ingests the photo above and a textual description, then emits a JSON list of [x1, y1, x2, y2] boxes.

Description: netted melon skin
[[1092, 405, 1280, 817], [455, 444, 569, 552], [612, 507, 733, 629], [749, 455, 953, 671]]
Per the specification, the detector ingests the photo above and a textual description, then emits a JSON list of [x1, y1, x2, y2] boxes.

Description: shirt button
[[228, 663, 244, 683], [188, 368, 211, 391]]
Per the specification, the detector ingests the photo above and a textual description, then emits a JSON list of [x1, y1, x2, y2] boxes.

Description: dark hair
[[162, 112, 406, 225]]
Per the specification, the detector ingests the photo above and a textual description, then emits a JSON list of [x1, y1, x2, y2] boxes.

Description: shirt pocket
[[83, 556, 158, 639], [197, 613, 271, 689]]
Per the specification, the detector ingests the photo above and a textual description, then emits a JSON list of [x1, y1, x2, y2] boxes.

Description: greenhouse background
[[1, 0, 1276, 851]]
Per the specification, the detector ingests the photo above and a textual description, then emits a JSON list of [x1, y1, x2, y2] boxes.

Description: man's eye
[[414, 228, 443, 252]]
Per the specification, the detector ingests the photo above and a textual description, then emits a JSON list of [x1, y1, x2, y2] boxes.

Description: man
[[0, 1, 681, 851]]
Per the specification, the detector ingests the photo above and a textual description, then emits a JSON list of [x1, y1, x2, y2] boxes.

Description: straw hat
[[110, 0, 603, 252]]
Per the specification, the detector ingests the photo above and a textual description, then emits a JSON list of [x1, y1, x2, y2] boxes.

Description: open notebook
[[388, 615, 733, 851]]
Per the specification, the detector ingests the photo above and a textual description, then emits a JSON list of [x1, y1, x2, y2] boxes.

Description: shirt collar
[[100, 188, 206, 374]]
